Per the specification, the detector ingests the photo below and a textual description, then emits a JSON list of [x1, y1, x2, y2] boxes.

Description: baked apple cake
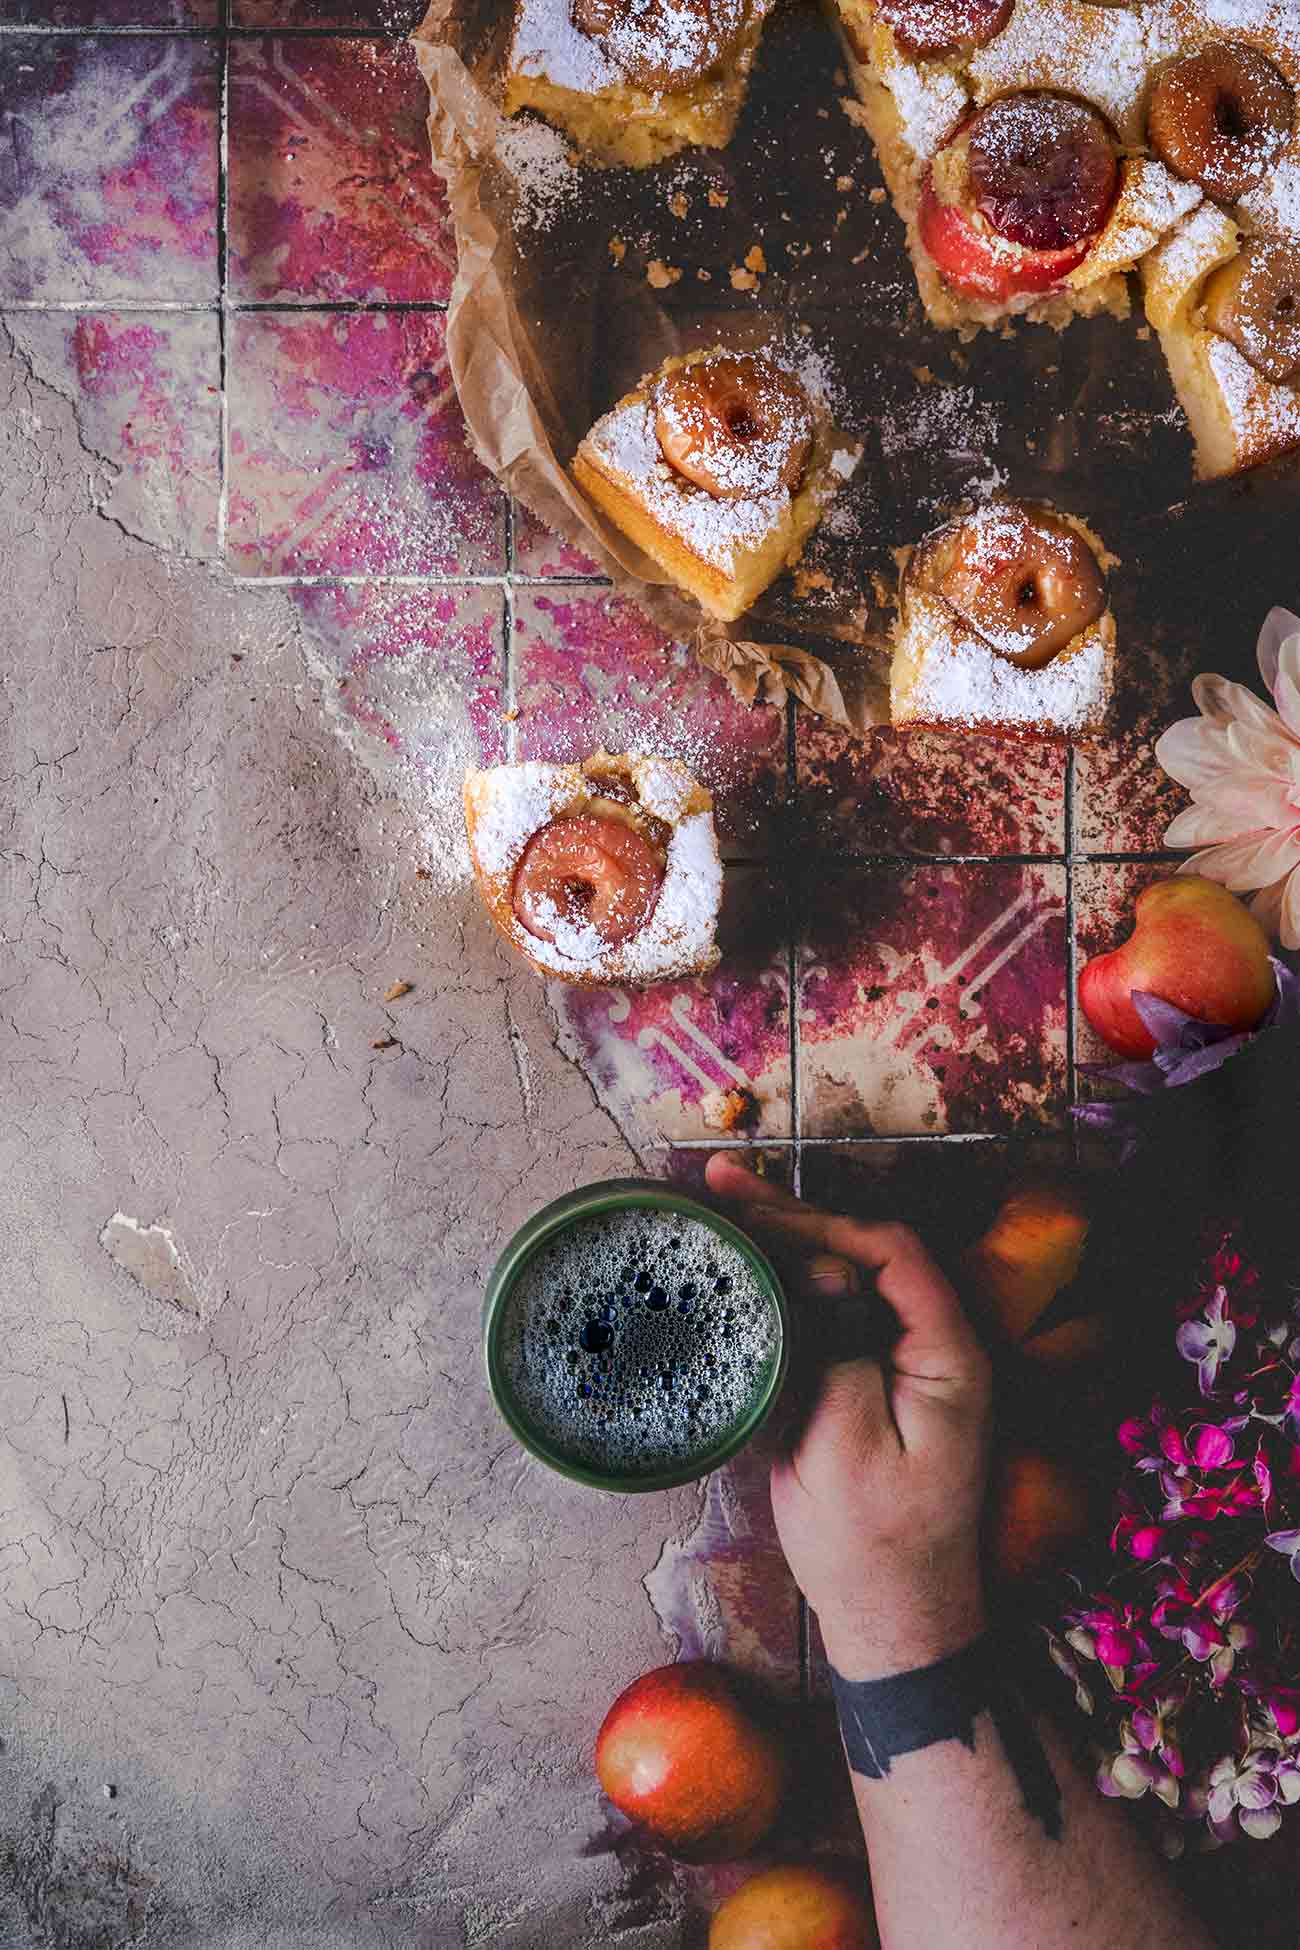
[[464, 752, 723, 984], [831, 0, 1300, 476], [572, 346, 861, 621], [890, 499, 1115, 737], [504, 0, 777, 166]]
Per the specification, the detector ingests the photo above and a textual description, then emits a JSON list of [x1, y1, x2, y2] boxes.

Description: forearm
[[824, 1624, 1215, 1950]]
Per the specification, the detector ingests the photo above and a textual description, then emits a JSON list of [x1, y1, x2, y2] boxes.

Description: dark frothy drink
[[494, 1206, 783, 1481]]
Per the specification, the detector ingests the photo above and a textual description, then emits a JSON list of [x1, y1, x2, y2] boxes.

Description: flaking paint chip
[[383, 980, 414, 1002]]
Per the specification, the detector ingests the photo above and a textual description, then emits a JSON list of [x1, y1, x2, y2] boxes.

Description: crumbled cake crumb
[[869, 186, 886, 204], [744, 244, 767, 273], [707, 187, 729, 208], [647, 259, 683, 288], [668, 191, 690, 218], [730, 264, 759, 289], [836, 173, 854, 192], [794, 566, 835, 596], [701, 1085, 760, 1132]]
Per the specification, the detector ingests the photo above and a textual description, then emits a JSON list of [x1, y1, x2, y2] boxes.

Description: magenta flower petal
[[1190, 1423, 1235, 1468]]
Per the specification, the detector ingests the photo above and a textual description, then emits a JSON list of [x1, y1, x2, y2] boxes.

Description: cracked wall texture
[[0, 323, 702, 1948]]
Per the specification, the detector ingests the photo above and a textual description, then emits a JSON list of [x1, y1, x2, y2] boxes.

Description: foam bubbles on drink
[[497, 1210, 780, 1476]]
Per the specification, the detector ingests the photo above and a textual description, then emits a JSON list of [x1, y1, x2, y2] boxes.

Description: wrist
[[816, 1565, 985, 1682]]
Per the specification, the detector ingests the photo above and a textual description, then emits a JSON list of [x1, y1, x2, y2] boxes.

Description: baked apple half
[[919, 93, 1119, 304], [907, 500, 1107, 666]]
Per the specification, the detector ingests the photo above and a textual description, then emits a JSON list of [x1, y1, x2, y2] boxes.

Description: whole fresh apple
[[596, 1662, 785, 1861], [1078, 875, 1274, 1061], [709, 1862, 878, 1950], [992, 1450, 1091, 1581]]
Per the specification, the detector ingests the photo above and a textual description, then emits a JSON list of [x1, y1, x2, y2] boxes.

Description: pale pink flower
[[1154, 608, 1300, 948]]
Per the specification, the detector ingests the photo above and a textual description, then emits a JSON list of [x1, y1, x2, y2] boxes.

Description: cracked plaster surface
[[0, 321, 699, 1947]]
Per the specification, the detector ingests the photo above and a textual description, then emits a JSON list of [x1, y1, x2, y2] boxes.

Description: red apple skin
[[596, 1663, 785, 1862], [709, 1862, 879, 1950], [993, 1450, 1092, 1581], [917, 175, 1089, 303], [1078, 875, 1275, 1061]]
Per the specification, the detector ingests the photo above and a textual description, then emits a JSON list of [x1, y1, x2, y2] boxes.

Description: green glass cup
[[483, 1177, 789, 1493]]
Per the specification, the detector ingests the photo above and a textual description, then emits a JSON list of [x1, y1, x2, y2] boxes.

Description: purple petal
[[1268, 959, 1300, 1029], [1240, 1803, 1283, 1840], [1208, 1784, 1238, 1825], [1178, 1322, 1214, 1361], [1160, 1038, 1249, 1088], [1131, 990, 1197, 1045], [1264, 1529, 1300, 1554]]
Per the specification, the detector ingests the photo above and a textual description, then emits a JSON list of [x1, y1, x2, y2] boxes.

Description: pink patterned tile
[[293, 581, 507, 768], [0, 38, 218, 302], [5, 311, 219, 556], [4, 0, 215, 20], [798, 865, 1068, 1136], [232, 0, 425, 24], [1073, 637, 1188, 854], [512, 589, 787, 857], [1072, 859, 1171, 1084], [550, 868, 791, 1143], [797, 721, 1065, 859], [511, 501, 604, 580], [227, 311, 506, 577], [228, 38, 453, 305]]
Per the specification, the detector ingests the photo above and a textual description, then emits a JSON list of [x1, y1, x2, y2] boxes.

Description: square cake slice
[[572, 345, 861, 623], [889, 501, 1115, 739], [504, 0, 776, 168], [1142, 204, 1300, 480]]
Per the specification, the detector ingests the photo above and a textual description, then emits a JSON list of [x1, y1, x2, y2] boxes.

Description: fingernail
[[806, 1254, 856, 1297]]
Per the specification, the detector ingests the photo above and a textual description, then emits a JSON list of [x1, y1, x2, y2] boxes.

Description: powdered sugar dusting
[[1205, 333, 1300, 442], [469, 761, 565, 879], [966, 0, 1177, 143], [591, 392, 785, 570], [525, 811, 721, 976], [496, 115, 581, 228], [510, 0, 621, 93], [881, 51, 968, 161], [465, 758, 722, 982], [900, 591, 1111, 731]]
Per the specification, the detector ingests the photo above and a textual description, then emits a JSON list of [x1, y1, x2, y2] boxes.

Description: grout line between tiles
[[215, 0, 229, 556], [657, 1132, 1014, 1149], [503, 498, 518, 763], [1064, 746, 1079, 1130], [0, 21, 425, 34]]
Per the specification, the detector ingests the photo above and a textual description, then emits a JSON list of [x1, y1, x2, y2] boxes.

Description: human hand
[[705, 1154, 993, 1681]]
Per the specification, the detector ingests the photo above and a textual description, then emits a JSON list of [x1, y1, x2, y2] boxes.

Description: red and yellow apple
[[1078, 875, 1274, 1061], [709, 1863, 878, 1950], [596, 1662, 785, 1861], [992, 1450, 1092, 1580], [965, 1176, 1104, 1368]]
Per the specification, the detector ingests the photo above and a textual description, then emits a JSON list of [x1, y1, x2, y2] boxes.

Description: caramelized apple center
[[910, 502, 1107, 669], [655, 354, 814, 500], [512, 814, 666, 950], [966, 94, 1118, 252]]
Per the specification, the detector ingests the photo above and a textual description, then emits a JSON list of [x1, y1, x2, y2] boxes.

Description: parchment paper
[[411, 0, 887, 729]]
